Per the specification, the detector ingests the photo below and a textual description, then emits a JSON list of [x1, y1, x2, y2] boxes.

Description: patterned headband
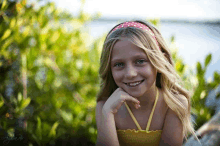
[[111, 21, 160, 48]]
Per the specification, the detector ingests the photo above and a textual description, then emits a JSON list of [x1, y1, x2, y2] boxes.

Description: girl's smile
[[124, 79, 145, 87], [111, 38, 157, 102]]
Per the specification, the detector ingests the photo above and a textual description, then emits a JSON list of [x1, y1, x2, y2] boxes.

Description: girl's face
[[111, 38, 157, 98]]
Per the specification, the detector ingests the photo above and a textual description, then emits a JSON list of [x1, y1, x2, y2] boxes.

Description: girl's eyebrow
[[111, 54, 148, 62]]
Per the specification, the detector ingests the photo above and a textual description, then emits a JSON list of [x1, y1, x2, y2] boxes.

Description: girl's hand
[[102, 88, 140, 115]]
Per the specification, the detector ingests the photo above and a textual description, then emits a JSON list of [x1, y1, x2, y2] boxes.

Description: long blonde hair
[[96, 20, 199, 142]]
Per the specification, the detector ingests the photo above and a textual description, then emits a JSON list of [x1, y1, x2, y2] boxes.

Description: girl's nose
[[125, 66, 137, 79]]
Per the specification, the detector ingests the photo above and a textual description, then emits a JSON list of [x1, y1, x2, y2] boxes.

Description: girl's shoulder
[[96, 97, 108, 103], [96, 99, 107, 110]]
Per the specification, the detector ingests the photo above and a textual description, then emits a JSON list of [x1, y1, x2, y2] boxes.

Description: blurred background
[[0, 0, 219, 145], [49, 0, 220, 80]]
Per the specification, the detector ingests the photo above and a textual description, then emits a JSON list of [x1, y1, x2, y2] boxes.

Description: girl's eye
[[136, 59, 146, 64], [114, 63, 124, 67]]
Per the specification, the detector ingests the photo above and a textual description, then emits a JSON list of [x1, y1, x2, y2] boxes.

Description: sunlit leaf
[[51, 31, 60, 43], [53, 77, 62, 88], [60, 110, 73, 124], [89, 127, 95, 134], [44, 57, 60, 74], [20, 97, 31, 109], [1, 29, 11, 40], [21, 0, 27, 5], [148, 18, 159, 26], [214, 71, 220, 81], [191, 107, 198, 115], [22, 26, 31, 38], [1, 0, 7, 10], [70, 19, 83, 29], [206, 113, 211, 120], [200, 91, 206, 99], [0, 95, 4, 108], [48, 122, 59, 138], [7, 128, 14, 138], [196, 62, 202, 75], [175, 61, 181, 71], [36, 117, 42, 140], [16, 3, 23, 12], [10, 18, 16, 28], [205, 53, 212, 67], [18, 92, 22, 103]]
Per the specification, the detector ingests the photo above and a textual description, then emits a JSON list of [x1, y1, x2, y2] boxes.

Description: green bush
[[0, 0, 101, 145]]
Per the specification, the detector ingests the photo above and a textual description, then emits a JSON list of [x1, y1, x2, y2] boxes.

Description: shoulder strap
[[124, 101, 142, 130], [124, 88, 159, 132], [146, 88, 159, 132]]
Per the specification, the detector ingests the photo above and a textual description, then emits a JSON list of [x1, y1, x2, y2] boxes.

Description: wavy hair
[[96, 20, 200, 142]]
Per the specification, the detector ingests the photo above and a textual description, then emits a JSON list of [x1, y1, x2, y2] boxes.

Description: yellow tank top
[[117, 88, 162, 146]]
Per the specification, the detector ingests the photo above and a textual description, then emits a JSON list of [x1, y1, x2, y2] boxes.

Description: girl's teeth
[[128, 81, 141, 86]]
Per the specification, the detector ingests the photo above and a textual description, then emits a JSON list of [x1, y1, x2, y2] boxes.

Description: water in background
[[86, 20, 220, 80]]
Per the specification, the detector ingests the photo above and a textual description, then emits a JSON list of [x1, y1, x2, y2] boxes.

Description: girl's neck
[[128, 86, 159, 111], [139, 86, 158, 108]]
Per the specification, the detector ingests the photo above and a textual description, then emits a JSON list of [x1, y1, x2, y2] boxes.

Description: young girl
[[95, 20, 200, 146]]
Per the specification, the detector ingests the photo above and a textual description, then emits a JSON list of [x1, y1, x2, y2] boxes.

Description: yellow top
[[117, 88, 162, 146]]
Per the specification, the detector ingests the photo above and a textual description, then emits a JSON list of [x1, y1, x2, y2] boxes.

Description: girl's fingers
[[119, 87, 140, 108], [131, 98, 140, 109], [132, 102, 140, 109], [134, 97, 140, 105]]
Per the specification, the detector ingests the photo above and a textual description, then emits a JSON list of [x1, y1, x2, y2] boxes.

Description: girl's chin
[[124, 90, 143, 98]]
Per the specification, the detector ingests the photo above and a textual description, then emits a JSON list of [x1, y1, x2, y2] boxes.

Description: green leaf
[[205, 54, 212, 67], [1, 29, 11, 40], [22, 26, 31, 38], [36, 117, 42, 140], [60, 110, 73, 124], [170, 35, 175, 42], [48, 121, 59, 138], [1, 37, 13, 51], [214, 71, 220, 81], [44, 57, 60, 73], [10, 18, 16, 28], [196, 62, 202, 75], [1, 0, 7, 10], [18, 92, 22, 103], [50, 31, 60, 43], [20, 97, 31, 109], [191, 107, 198, 115], [7, 128, 14, 138], [0, 95, 4, 108], [148, 18, 159, 26]]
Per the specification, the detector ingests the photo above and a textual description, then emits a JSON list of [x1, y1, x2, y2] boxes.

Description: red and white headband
[[111, 21, 159, 48]]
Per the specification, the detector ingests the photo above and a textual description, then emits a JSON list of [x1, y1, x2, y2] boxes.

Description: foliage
[[0, 0, 101, 145]]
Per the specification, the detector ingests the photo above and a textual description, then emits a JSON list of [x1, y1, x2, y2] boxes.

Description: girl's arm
[[95, 100, 120, 146], [159, 95, 188, 146]]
